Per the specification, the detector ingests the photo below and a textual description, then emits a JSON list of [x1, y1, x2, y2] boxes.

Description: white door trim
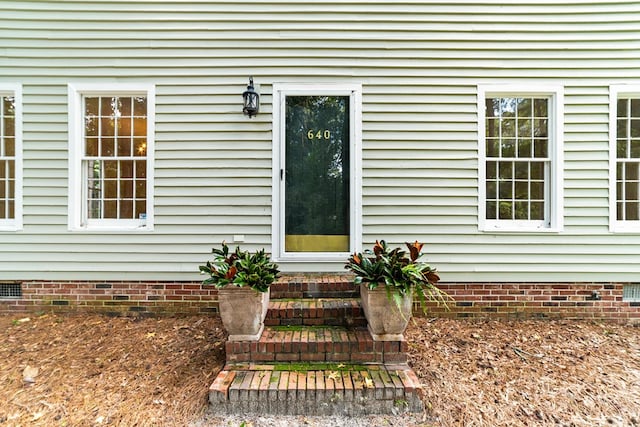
[[272, 83, 362, 262]]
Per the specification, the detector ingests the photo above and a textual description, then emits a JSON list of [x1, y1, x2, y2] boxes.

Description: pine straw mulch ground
[[0, 313, 638, 427]]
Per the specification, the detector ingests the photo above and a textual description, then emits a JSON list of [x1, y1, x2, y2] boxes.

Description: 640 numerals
[[306, 129, 331, 140]]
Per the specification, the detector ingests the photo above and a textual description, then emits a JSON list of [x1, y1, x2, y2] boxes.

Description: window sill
[[69, 224, 154, 233]]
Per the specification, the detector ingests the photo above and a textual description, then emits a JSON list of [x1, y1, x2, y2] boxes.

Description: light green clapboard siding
[[0, 1, 639, 281]]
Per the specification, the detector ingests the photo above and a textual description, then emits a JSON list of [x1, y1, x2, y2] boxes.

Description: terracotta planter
[[360, 283, 413, 341], [217, 286, 269, 341]]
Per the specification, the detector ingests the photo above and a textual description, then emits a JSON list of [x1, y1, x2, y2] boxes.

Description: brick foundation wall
[[0, 281, 219, 317], [0, 279, 638, 323], [422, 283, 639, 323]]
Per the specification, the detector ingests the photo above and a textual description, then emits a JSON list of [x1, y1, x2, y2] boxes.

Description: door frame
[[272, 83, 362, 262]]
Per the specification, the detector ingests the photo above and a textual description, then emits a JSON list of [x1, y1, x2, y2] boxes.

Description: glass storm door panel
[[284, 96, 350, 252]]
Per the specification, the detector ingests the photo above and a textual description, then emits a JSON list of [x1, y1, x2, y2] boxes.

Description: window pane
[[134, 117, 147, 137], [100, 97, 115, 116], [501, 119, 515, 138], [531, 162, 544, 180], [117, 137, 132, 157], [515, 181, 528, 199], [5, 137, 15, 157], [617, 99, 628, 118], [4, 117, 15, 137], [486, 138, 499, 157], [501, 98, 516, 118], [627, 202, 639, 220], [486, 201, 497, 219], [530, 202, 544, 220], [617, 201, 624, 220], [486, 161, 497, 179], [617, 119, 628, 139], [104, 160, 117, 179], [632, 120, 640, 138], [122, 178, 134, 200], [101, 116, 115, 137], [85, 137, 98, 157], [518, 118, 532, 138], [534, 138, 548, 158], [514, 161, 528, 179], [631, 140, 640, 158], [103, 200, 117, 219], [517, 98, 532, 117], [0, 201, 5, 219], [531, 181, 544, 199], [486, 119, 499, 138], [534, 99, 548, 117], [85, 97, 99, 116], [134, 138, 147, 156], [0, 159, 4, 179], [135, 200, 146, 218], [118, 117, 132, 137], [534, 119, 548, 137], [499, 161, 512, 179], [499, 180, 512, 199], [617, 139, 627, 158], [499, 202, 512, 219], [632, 99, 640, 118], [3, 96, 15, 116], [514, 201, 528, 219], [104, 179, 117, 199], [135, 180, 146, 198], [120, 200, 133, 219], [501, 139, 515, 157], [133, 97, 146, 116], [120, 160, 134, 179], [101, 137, 115, 157], [135, 160, 146, 178], [517, 138, 532, 158], [119, 97, 132, 116], [486, 98, 499, 118], [486, 180, 497, 199]]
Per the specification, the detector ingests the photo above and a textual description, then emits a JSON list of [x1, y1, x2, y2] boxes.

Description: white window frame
[[272, 83, 362, 262], [609, 84, 640, 233], [478, 84, 564, 233], [68, 83, 155, 231], [0, 84, 22, 232]]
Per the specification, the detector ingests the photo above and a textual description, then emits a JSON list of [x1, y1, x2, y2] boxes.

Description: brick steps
[[225, 326, 407, 364], [209, 363, 423, 416], [265, 298, 366, 327], [208, 278, 424, 416]]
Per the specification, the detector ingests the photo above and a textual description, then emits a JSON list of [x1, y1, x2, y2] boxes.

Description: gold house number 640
[[307, 129, 331, 140]]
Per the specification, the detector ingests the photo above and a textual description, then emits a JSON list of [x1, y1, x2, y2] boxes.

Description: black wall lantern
[[242, 77, 259, 118]]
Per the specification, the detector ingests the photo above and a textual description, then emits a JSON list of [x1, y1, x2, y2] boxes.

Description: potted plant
[[345, 240, 450, 341], [199, 242, 280, 341]]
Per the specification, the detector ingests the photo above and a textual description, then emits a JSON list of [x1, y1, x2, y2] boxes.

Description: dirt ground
[[0, 313, 638, 427]]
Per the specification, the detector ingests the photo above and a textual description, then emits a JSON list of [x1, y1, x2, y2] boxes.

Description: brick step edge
[[265, 298, 366, 327], [270, 275, 358, 299], [225, 327, 408, 364], [209, 364, 424, 416]]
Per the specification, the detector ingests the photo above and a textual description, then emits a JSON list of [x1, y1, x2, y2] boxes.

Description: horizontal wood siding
[[0, 1, 638, 281]]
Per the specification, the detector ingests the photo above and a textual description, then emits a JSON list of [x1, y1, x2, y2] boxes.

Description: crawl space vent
[[623, 284, 640, 302], [0, 282, 22, 298]]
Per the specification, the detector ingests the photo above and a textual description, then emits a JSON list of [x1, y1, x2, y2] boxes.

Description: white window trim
[[0, 83, 22, 232], [68, 83, 155, 232], [609, 84, 640, 233], [477, 84, 564, 233], [271, 83, 362, 262]]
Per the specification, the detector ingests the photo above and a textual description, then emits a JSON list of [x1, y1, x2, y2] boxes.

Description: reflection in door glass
[[285, 96, 350, 252]]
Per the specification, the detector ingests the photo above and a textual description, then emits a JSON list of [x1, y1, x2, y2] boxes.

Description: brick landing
[[210, 364, 423, 416]]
